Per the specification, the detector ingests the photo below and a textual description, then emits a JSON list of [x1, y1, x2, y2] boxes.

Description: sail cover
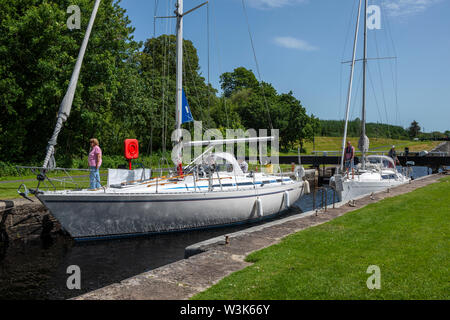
[[181, 89, 194, 123], [358, 135, 370, 153]]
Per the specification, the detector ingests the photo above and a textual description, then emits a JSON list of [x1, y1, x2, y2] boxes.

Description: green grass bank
[[193, 176, 450, 300], [281, 136, 441, 155]]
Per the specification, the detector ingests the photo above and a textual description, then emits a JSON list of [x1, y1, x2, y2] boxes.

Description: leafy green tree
[[408, 120, 421, 138], [219, 68, 313, 150], [220, 67, 259, 98], [0, 0, 141, 163], [278, 91, 308, 150]]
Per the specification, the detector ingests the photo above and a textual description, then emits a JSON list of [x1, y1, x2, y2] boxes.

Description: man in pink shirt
[[88, 138, 102, 189]]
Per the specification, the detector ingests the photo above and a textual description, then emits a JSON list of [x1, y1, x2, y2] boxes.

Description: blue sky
[[119, 0, 450, 133]]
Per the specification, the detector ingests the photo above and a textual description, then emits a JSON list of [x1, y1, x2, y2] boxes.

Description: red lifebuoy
[[124, 139, 139, 160]]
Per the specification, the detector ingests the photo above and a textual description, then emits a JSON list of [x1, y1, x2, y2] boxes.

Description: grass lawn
[[193, 176, 450, 300], [280, 137, 442, 155], [0, 172, 107, 200], [0, 167, 173, 199]]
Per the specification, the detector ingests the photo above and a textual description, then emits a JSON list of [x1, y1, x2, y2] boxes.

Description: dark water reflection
[[0, 166, 434, 299]]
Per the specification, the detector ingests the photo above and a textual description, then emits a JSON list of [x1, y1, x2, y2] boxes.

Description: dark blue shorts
[[344, 159, 354, 169]]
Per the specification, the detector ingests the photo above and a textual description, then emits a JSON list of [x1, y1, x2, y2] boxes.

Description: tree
[[0, 0, 141, 163], [0, 1, 323, 164], [220, 67, 259, 98], [408, 120, 421, 138], [278, 91, 308, 150], [219, 68, 314, 151]]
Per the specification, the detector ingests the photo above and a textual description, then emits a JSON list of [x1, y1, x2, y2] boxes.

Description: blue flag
[[181, 89, 194, 124]]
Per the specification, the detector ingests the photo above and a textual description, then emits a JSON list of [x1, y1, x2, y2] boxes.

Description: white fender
[[284, 190, 290, 208], [256, 197, 263, 217], [304, 180, 310, 194]]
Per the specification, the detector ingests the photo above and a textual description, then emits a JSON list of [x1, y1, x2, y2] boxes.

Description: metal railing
[[313, 186, 338, 212]]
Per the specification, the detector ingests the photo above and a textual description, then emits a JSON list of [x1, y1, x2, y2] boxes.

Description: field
[[282, 136, 442, 155]]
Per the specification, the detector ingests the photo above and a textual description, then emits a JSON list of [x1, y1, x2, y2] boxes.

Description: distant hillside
[[318, 119, 409, 139]]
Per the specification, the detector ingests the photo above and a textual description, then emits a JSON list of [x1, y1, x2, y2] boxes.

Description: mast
[[340, 0, 362, 172], [42, 0, 102, 169], [360, 0, 368, 170], [175, 0, 183, 145]]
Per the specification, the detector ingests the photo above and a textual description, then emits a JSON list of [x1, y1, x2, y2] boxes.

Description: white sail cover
[[358, 135, 370, 153], [107, 168, 151, 187]]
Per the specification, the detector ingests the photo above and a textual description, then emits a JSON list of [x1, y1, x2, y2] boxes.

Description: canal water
[[0, 166, 434, 299]]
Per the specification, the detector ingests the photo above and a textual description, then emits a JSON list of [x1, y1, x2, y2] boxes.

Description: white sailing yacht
[[330, 0, 410, 203], [26, 0, 309, 240]]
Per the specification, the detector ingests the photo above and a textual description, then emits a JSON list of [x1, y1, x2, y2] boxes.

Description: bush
[[0, 161, 36, 177], [0, 161, 17, 177]]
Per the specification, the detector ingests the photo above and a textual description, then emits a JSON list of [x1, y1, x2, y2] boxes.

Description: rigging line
[[350, 65, 364, 131], [367, 63, 384, 128], [338, 61, 343, 122], [373, 30, 391, 138], [147, 0, 160, 157], [161, 37, 167, 152], [341, 0, 358, 60], [241, 0, 273, 130], [393, 58, 400, 126], [167, 7, 176, 150], [379, 0, 398, 57], [182, 40, 211, 133], [182, 42, 201, 104], [183, 6, 211, 132], [182, 44, 203, 125], [380, 1, 400, 127], [153, 0, 159, 37], [339, 0, 358, 135], [210, 0, 229, 127], [376, 0, 397, 131], [207, 1, 211, 113], [161, 2, 172, 153]]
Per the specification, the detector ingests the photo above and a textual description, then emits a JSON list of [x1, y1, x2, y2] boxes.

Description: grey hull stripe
[[42, 188, 295, 203]]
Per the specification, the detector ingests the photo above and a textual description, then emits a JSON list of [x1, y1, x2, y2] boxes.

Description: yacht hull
[[37, 182, 305, 240], [337, 179, 408, 203]]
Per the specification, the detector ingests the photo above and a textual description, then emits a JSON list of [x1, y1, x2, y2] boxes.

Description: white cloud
[[274, 36, 318, 51], [246, 0, 307, 10], [382, 0, 442, 17]]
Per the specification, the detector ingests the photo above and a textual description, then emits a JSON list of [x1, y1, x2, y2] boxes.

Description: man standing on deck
[[388, 145, 400, 165], [344, 141, 355, 179]]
